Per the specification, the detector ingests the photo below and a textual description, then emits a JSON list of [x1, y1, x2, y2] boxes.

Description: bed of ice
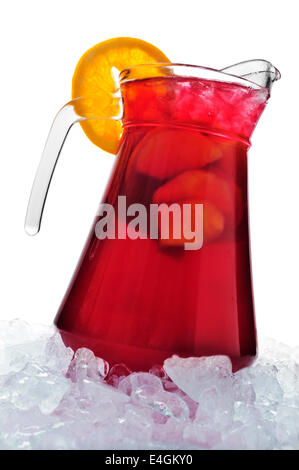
[[0, 319, 298, 450]]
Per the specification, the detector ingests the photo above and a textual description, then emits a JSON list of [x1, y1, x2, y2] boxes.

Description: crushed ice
[[0, 319, 298, 450]]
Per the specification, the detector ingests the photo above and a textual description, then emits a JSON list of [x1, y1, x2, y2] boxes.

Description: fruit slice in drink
[[131, 128, 223, 180], [152, 168, 243, 246], [157, 201, 224, 247]]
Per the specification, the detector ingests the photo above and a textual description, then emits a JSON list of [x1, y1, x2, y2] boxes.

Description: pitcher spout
[[222, 59, 281, 91]]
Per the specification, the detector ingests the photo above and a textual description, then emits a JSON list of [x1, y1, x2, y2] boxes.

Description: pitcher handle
[[25, 95, 122, 236]]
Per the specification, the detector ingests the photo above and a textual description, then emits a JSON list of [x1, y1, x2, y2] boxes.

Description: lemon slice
[[72, 37, 170, 154]]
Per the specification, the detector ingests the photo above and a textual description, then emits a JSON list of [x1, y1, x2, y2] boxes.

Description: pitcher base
[[56, 326, 256, 372]]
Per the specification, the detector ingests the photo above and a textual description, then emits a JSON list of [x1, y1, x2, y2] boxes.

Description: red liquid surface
[[55, 76, 269, 371]]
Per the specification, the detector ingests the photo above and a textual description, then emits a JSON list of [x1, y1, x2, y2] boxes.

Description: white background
[[0, 0, 298, 346]]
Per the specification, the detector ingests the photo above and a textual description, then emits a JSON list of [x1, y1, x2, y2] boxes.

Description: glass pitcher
[[25, 60, 280, 371]]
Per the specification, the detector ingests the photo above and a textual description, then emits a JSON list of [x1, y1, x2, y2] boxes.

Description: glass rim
[[119, 61, 281, 91]]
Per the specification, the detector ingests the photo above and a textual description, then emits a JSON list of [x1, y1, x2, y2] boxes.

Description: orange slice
[[157, 201, 225, 247], [133, 128, 223, 180], [72, 37, 170, 154], [153, 170, 237, 219], [153, 169, 244, 242]]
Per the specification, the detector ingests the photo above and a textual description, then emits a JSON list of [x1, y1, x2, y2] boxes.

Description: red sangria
[[54, 71, 270, 371]]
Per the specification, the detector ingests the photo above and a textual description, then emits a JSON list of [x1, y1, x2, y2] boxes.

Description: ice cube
[[235, 363, 283, 408], [0, 319, 53, 345], [0, 330, 73, 376], [195, 385, 234, 427], [118, 372, 163, 396], [163, 355, 233, 402], [0, 340, 47, 375], [44, 333, 74, 374], [1, 362, 69, 414], [133, 384, 189, 420], [67, 347, 108, 382], [106, 363, 131, 387]]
